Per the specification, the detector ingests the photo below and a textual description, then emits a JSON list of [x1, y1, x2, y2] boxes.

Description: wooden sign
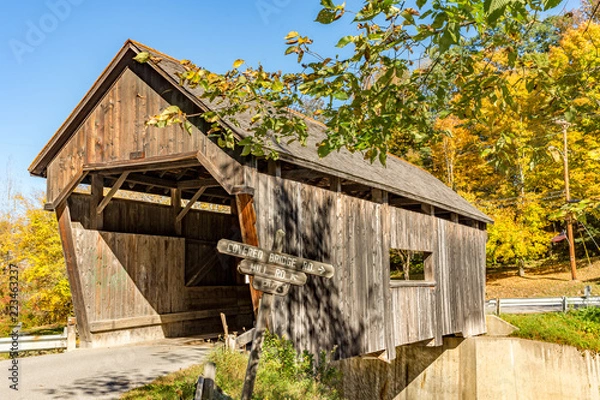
[[251, 276, 290, 296], [221, 230, 335, 400], [217, 239, 334, 278], [238, 260, 307, 286]]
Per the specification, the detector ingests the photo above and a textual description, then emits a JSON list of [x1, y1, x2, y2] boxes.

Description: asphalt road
[[0, 340, 211, 400]]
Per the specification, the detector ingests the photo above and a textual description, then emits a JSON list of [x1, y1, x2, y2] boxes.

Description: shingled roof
[[29, 40, 491, 223]]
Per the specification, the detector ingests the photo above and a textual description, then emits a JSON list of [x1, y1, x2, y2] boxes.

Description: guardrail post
[[562, 296, 568, 312], [67, 317, 76, 351], [496, 298, 501, 315]]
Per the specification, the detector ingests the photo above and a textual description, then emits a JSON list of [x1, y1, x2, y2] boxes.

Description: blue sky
[[0, 0, 576, 204], [0, 0, 359, 202]]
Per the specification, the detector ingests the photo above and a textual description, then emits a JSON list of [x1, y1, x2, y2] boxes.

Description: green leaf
[[485, 0, 512, 23], [438, 29, 455, 53], [564, 110, 575, 122], [378, 151, 387, 166], [272, 79, 284, 92], [241, 145, 252, 157], [133, 52, 151, 64], [321, 0, 335, 9], [507, 50, 517, 67], [316, 8, 336, 24], [164, 105, 181, 113], [416, 0, 426, 8], [333, 91, 349, 101], [336, 35, 355, 48], [542, 0, 562, 11], [183, 120, 193, 135], [317, 143, 332, 157], [203, 111, 220, 123]]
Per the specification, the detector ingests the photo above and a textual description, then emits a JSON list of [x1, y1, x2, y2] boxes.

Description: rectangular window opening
[[390, 249, 433, 281]]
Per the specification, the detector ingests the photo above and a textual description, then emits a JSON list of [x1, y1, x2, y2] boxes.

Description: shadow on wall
[[267, 181, 365, 360], [67, 193, 253, 341], [335, 338, 462, 400]]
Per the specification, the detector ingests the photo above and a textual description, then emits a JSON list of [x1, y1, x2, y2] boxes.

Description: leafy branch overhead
[[137, 0, 562, 164]]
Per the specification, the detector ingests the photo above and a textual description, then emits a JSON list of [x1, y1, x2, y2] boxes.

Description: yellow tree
[[0, 195, 71, 333]]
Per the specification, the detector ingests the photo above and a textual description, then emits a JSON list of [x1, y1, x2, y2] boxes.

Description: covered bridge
[[30, 40, 491, 360]]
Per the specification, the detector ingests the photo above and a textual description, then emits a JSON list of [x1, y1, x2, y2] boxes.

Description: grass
[[121, 332, 341, 400], [121, 363, 206, 400], [502, 307, 600, 353]]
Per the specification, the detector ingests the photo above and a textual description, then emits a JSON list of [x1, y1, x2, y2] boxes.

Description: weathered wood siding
[[254, 174, 386, 358], [63, 194, 252, 347], [47, 125, 86, 204], [435, 219, 487, 337], [46, 65, 253, 205], [254, 173, 487, 359], [390, 285, 436, 346]]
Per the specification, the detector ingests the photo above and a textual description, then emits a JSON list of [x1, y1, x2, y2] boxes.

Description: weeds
[[121, 331, 341, 399], [210, 331, 341, 399]]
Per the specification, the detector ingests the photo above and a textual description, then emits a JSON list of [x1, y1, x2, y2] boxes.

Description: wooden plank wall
[[47, 64, 254, 205], [47, 127, 86, 203], [72, 226, 184, 320], [83, 68, 201, 165], [254, 173, 487, 359], [436, 219, 487, 337], [255, 174, 387, 358], [64, 193, 253, 346], [390, 286, 435, 346]]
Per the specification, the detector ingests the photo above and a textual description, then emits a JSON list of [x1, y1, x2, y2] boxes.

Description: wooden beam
[[88, 306, 253, 333], [90, 174, 104, 230], [235, 194, 262, 314], [177, 178, 220, 190], [96, 172, 129, 215], [330, 176, 341, 192], [372, 189, 388, 204], [282, 168, 321, 181], [421, 204, 435, 216], [171, 188, 182, 235], [51, 171, 88, 210], [126, 173, 178, 189], [267, 160, 281, 178], [56, 203, 92, 345], [83, 153, 200, 174], [379, 190, 396, 361], [341, 183, 371, 193], [389, 197, 421, 207], [186, 188, 229, 200], [176, 186, 207, 223]]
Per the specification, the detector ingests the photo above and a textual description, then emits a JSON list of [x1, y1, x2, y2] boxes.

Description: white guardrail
[[485, 296, 600, 315], [0, 318, 76, 353], [0, 330, 68, 353]]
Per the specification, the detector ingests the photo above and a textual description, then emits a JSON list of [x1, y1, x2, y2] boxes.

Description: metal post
[[240, 229, 284, 400]]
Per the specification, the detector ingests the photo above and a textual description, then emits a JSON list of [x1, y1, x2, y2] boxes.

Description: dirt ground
[[485, 259, 600, 299]]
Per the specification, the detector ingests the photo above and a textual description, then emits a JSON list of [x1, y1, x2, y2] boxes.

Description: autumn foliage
[[0, 195, 71, 335]]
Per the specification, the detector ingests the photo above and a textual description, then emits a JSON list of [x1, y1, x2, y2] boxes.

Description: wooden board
[[218, 239, 334, 278], [252, 276, 290, 296], [238, 260, 307, 286]]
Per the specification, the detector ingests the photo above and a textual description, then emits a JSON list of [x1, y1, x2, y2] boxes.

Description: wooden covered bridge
[[30, 40, 491, 360]]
